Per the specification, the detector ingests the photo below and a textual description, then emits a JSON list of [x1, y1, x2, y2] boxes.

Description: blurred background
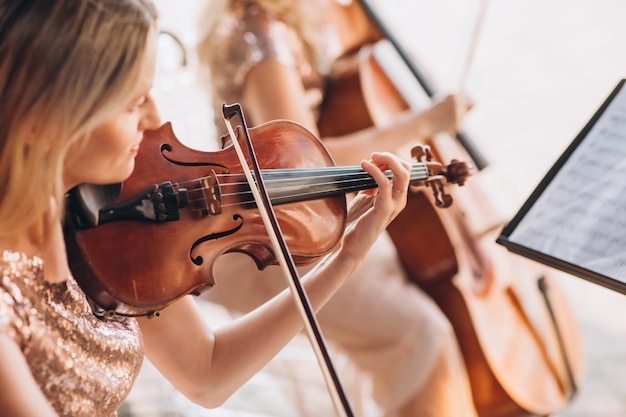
[[124, 1, 626, 416]]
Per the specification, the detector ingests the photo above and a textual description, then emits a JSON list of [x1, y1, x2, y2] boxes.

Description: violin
[[316, 1, 583, 416], [64, 119, 468, 318]]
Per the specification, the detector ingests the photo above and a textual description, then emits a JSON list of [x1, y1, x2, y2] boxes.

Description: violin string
[[214, 169, 429, 194], [172, 163, 429, 190], [168, 164, 430, 213], [178, 172, 430, 207]]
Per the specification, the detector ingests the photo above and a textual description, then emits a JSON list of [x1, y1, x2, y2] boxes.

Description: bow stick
[[222, 103, 354, 417], [457, 0, 490, 92]]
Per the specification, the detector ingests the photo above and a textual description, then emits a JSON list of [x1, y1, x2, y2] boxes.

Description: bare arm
[[139, 151, 410, 408], [241, 59, 473, 166]]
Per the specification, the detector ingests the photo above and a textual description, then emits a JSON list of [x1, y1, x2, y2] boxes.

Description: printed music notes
[[498, 79, 626, 294]]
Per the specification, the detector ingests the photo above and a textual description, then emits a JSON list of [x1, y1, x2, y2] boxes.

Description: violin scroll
[[410, 144, 472, 208]]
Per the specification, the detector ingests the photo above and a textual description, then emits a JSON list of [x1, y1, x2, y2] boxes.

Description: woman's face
[[63, 27, 161, 189]]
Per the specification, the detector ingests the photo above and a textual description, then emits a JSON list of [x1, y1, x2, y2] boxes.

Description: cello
[[317, 1, 583, 416]]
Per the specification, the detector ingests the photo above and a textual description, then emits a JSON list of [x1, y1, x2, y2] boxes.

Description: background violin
[[316, 1, 583, 416], [64, 119, 468, 318]]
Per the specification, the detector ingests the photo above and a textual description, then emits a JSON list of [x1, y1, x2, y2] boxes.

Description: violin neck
[[263, 163, 429, 205]]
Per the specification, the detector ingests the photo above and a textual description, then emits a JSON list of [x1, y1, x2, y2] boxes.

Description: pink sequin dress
[[0, 250, 144, 417]]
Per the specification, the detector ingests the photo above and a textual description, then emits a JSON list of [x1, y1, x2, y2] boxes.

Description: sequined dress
[[0, 250, 144, 417], [207, 1, 329, 137]]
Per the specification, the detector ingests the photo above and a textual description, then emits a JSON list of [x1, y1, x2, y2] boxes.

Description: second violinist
[[197, 0, 477, 416]]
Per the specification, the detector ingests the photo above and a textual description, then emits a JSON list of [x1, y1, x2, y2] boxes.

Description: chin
[[100, 164, 135, 185], [119, 160, 136, 179]]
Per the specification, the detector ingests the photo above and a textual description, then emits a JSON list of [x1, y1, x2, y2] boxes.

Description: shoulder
[[208, 3, 301, 83], [0, 251, 42, 348], [212, 2, 296, 51]]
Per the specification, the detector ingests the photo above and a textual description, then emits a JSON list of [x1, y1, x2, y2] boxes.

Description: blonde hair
[[197, 0, 325, 82], [0, 0, 158, 239]]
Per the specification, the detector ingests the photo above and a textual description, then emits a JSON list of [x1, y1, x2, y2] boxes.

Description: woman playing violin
[[197, 0, 478, 416], [0, 1, 411, 416]]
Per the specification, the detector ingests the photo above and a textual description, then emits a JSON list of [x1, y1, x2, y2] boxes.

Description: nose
[[139, 94, 162, 131]]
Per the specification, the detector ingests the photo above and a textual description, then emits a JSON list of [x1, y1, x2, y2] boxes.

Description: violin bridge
[[198, 170, 222, 216]]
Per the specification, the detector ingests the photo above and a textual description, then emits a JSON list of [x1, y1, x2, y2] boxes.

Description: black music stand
[[497, 79, 626, 295]]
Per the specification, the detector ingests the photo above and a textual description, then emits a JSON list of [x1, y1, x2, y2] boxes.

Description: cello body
[[387, 185, 582, 417], [318, 2, 583, 416]]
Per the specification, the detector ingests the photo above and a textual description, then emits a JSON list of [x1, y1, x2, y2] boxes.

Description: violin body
[[317, 1, 583, 415], [65, 121, 346, 317]]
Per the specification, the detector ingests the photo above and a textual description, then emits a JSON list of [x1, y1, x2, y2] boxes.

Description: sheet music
[[509, 84, 626, 281]]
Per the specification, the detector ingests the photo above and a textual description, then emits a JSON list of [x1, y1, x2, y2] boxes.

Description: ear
[[24, 114, 42, 146]]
